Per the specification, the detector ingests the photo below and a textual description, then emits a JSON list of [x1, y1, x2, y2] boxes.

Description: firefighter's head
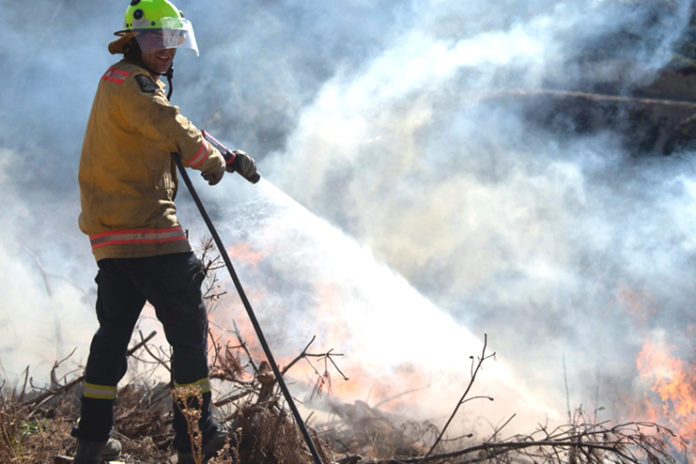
[[108, 0, 199, 63]]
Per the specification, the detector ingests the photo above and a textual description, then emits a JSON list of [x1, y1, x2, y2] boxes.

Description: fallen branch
[[22, 330, 157, 410], [351, 420, 681, 464]]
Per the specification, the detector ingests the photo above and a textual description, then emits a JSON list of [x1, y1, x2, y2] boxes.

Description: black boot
[[74, 437, 122, 464]]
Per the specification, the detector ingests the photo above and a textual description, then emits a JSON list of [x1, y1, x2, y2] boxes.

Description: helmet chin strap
[[162, 64, 174, 100], [122, 41, 174, 100]]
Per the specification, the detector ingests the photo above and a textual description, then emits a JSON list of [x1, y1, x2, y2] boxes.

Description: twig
[[139, 330, 171, 374], [213, 389, 255, 408], [486, 413, 516, 442], [50, 347, 78, 388], [372, 385, 430, 410], [282, 335, 318, 375], [282, 336, 349, 389], [563, 354, 572, 425], [22, 330, 157, 409], [18, 366, 29, 403], [233, 321, 258, 375], [421, 334, 495, 460], [359, 427, 675, 464]]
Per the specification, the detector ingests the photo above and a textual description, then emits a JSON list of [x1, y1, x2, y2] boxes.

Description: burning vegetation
[[0, 240, 692, 464], [636, 340, 696, 453], [0, 333, 689, 464]]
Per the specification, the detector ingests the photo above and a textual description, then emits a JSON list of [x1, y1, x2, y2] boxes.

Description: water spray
[[172, 145, 323, 464]]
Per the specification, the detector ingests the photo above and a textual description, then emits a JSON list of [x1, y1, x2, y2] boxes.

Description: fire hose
[[173, 136, 323, 464]]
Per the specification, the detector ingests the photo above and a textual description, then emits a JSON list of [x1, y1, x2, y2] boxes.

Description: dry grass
[[1, 243, 686, 463], [1, 354, 688, 464], [0, 384, 76, 464]]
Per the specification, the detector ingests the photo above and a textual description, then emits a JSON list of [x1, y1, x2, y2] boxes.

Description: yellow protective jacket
[[78, 59, 225, 261]]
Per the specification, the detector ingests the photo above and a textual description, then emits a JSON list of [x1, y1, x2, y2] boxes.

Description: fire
[[208, 243, 432, 414], [227, 242, 264, 266], [615, 285, 658, 325], [617, 285, 695, 458], [636, 340, 696, 455]]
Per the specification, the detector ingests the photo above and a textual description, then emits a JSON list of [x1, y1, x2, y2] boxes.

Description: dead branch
[[138, 330, 171, 375], [18, 366, 30, 404], [485, 413, 516, 442], [209, 328, 222, 370], [372, 385, 430, 410], [282, 335, 319, 375], [421, 333, 495, 460], [214, 389, 255, 409], [49, 347, 78, 389], [209, 339, 245, 383], [198, 237, 227, 303], [276, 335, 349, 401], [22, 330, 157, 410], [256, 361, 276, 404], [4, 322, 686, 464], [348, 419, 681, 464], [233, 320, 259, 375], [281, 336, 347, 380]]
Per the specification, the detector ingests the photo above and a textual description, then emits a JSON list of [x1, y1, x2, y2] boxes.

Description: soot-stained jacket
[[78, 59, 224, 261]]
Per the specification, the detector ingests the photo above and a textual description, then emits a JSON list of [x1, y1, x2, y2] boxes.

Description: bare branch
[[421, 333, 495, 460], [372, 385, 430, 410], [21, 330, 157, 410], [282, 335, 318, 375]]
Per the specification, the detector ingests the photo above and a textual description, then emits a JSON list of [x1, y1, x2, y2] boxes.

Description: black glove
[[201, 157, 225, 186], [229, 149, 257, 180]]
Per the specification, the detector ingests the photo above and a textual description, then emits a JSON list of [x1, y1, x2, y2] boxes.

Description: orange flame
[[227, 243, 264, 266], [636, 340, 695, 457], [615, 285, 658, 325]]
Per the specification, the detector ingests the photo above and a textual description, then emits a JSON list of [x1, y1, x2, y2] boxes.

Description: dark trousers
[[73, 252, 218, 451]]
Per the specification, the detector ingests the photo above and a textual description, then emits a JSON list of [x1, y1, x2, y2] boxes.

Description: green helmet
[[122, 0, 183, 31], [110, 0, 199, 56]]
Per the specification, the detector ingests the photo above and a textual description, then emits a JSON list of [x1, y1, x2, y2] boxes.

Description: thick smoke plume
[[1, 0, 695, 441]]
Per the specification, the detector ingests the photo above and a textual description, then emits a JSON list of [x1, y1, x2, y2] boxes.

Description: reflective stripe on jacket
[[78, 60, 225, 260]]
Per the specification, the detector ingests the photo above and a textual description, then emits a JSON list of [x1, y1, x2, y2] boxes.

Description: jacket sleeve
[[118, 71, 224, 173]]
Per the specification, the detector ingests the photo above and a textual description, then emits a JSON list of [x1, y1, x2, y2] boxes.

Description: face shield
[[134, 17, 199, 56]]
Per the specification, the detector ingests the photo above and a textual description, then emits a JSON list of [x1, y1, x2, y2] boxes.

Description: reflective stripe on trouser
[[172, 376, 215, 452], [83, 382, 118, 400], [74, 252, 218, 447], [174, 377, 212, 395]]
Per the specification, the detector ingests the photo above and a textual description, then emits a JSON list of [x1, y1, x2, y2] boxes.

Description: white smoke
[[211, 180, 564, 430], [0, 148, 96, 381], [257, 0, 696, 420]]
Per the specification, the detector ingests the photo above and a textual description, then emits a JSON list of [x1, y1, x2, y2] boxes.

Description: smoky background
[[1, 0, 695, 434]]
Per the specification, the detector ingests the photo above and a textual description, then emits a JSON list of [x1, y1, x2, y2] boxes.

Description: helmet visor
[[134, 18, 199, 56]]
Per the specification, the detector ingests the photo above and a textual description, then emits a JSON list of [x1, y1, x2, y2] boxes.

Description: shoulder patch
[[135, 74, 158, 93]]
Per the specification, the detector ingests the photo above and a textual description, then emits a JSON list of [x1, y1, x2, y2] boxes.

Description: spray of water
[[210, 179, 564, 430], [257, 1, 696, 422]]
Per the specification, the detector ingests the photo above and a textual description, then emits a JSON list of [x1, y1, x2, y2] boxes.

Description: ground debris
[[0, 268, 686, 464], [1, 349, 686, 464]]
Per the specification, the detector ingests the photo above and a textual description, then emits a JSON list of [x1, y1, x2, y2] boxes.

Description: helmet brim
[[112, 18, 198, 56], [108, 32, 136, 54]]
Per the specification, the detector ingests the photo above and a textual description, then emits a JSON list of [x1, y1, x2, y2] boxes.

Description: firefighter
[[72, 1, 256, 462]]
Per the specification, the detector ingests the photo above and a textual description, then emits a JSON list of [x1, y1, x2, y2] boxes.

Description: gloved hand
[[229, 149, 258, 180], [201, 157, 225, 186]]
